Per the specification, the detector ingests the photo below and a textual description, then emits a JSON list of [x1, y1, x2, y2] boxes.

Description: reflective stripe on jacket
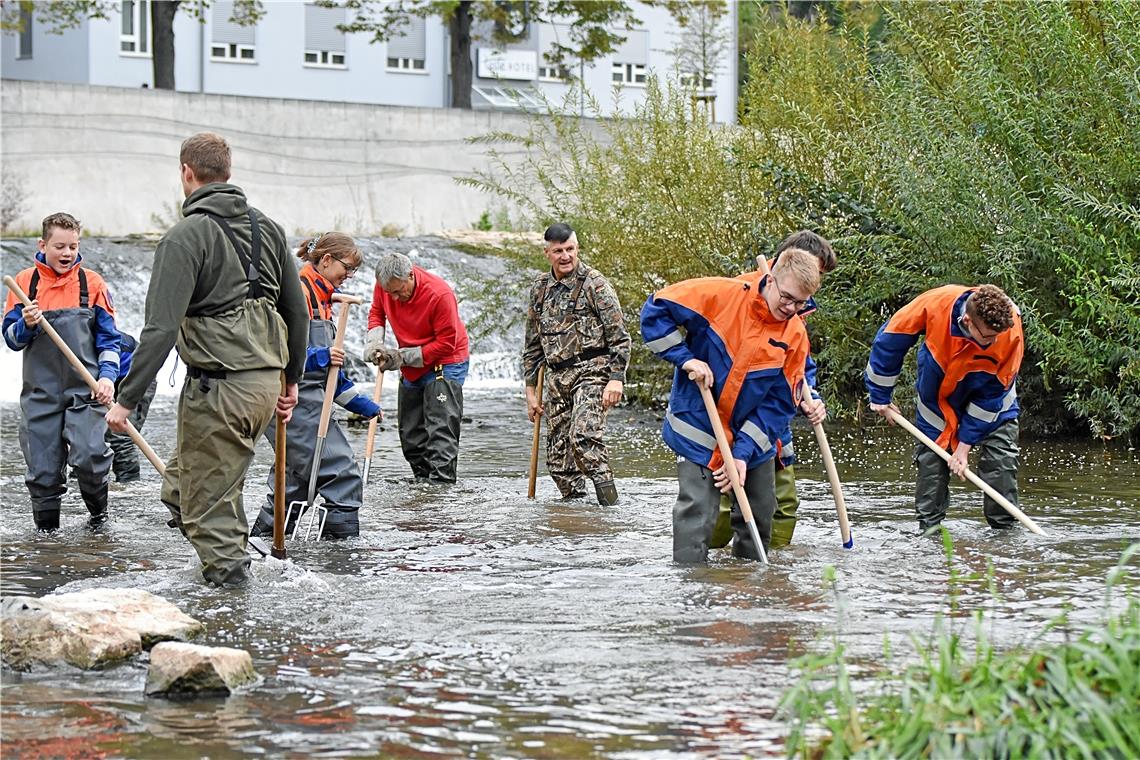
[[865, 285, 1023, 448], [641, 272, 809, 471]]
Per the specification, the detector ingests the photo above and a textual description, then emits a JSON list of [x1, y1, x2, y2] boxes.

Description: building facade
[[1, 1, 737, 123]]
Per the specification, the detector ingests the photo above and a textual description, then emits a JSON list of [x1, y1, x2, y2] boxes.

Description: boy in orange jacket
[[3, 213, 120, 530]]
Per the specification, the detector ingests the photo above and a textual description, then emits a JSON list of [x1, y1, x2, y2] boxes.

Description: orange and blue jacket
[[3, 254, 120, 381], [738, 258, 820, 466], [297, 263, 380, 418], [865, 285, 1023, 449], [641, 271, 810, 470]]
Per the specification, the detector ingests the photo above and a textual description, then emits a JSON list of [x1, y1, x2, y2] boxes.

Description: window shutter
[[213, 1, 255, 45], [305, 3, 345, 53], [614, 30, 647, 64], [387, 16, 426, 60]]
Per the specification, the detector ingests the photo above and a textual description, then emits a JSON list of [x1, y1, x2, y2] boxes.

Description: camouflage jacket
[[522, 263, 631, 386]]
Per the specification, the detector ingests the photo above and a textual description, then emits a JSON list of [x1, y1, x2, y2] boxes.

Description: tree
[[660, 0, 729, 118], [1, 0, 263, 91], [326, 1, 642, 109]]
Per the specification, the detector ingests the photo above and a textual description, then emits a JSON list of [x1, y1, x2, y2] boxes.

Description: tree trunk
[[151, 1, 182, 90], [448, 1, 473, 109]]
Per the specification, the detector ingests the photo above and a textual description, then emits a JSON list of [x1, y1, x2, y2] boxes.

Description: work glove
[[363, 325, 386, 364], [398, 346, 424, 368], [375, 346, 402, 371]]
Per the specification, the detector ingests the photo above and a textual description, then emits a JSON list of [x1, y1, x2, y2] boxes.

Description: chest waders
[[18, 269, 112, 530], [251, 282, 363, 540], [162, 209, 285, 586], [397, 363, 464, 483], [536, 270, 617, 504]]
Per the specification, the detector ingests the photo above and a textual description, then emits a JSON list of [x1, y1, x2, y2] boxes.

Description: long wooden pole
[[4, 275, 165, 475], [527, 365, 545, 499], [361, 367, 384, 485], [306, 292, 362, 509], [272, 372, 288, 559], [699, 384, 769, 564], [803, 379, 853, 548], [885, 408, 1047, 536]]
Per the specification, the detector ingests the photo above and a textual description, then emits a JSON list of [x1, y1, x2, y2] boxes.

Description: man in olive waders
[[107, 132, 309, 586]]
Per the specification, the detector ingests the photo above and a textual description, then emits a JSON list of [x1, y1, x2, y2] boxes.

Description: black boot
[[33, 509, 60, 532], [81, 481, 109, 523], [594, 480, 619, 506]]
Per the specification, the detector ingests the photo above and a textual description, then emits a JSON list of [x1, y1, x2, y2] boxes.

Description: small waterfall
[[0, 235, 532, 403]]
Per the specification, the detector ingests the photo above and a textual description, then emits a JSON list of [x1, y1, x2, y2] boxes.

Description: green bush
[[465, 1, 1140, 439]]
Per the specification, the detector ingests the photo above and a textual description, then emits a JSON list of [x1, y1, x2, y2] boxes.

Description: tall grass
[[779, 538, 1139, 758]]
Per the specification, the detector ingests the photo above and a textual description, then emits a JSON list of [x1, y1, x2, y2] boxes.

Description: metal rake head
[[286, 500, 327, 541]]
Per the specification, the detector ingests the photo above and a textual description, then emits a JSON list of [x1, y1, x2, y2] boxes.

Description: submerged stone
[[145, 642, 257, 696], [1, 588, 205, 671]]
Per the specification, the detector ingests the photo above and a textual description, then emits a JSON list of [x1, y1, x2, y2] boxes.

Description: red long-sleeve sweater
[[367, 265, 470, 383]]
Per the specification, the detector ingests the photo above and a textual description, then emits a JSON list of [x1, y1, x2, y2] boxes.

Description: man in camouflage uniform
[[523, 223, 631, 505]]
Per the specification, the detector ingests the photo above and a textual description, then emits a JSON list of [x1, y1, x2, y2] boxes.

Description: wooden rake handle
[[803, 379, 853, 548], [885, 408, 1047, 536], [3, 275, 165, 475], [699, 384, 769, 564], [527, 365, 546, 499], [317, 293, 362, 438]]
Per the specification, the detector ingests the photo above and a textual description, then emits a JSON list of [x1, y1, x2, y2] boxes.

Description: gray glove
[[363, 325, 386, 364], [398, 346, 424, 368], [375, 346, 402, 371]]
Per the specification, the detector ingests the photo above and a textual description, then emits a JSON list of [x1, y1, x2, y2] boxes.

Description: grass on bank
[[780, 537, 1139, 759]]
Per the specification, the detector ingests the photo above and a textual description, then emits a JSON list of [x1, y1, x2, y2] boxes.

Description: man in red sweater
[[365, 251, 470, 483]]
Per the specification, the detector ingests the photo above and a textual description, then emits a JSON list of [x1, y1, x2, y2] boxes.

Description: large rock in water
[[1, 588, 205, 670], [145, 642, 257, 696]]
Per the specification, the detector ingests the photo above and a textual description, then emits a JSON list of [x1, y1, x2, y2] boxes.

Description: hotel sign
[[477, 48, 538, 81]]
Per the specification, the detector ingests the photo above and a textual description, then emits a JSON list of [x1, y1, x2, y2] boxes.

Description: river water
[[2, 237, 1138, 758]]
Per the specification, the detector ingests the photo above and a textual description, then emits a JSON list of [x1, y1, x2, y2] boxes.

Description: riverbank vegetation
[[464, 0, 1140, 442], [779, 539, 1139, 758]]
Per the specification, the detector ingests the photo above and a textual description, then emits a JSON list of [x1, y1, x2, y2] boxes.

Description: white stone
[[145, 642, 257, 696], [1, 588, 205, 671]]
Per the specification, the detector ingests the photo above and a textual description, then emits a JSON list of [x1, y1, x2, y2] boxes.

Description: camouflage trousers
[[545, 360, 613, 497]]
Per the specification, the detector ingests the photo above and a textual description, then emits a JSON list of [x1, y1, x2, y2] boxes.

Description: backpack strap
[[27, 270, 39, 301], [187, 209, 265, 299]]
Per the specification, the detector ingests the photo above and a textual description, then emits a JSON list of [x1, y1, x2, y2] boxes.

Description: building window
[[120, 0, 151, 56], [387, 56, 425, 71], [211, 1, 256, 63], [18, 6, 33, 59], [386, 16, 426, 73], [211, 42, 256, 62], [612, 62, 646, 86], [680, 72, 713, 90], [304, 3, 346, 68], [305, 50, 345, 67], [538, 64, 569, 82]]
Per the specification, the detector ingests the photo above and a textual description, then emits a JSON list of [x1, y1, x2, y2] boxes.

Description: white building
[[1, 1, 737, 123]]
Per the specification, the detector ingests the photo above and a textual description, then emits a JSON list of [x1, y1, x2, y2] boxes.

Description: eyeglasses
[[770, 277, 810, 310], [331, 256, 359, 276], [958, 314, 1000, 345]]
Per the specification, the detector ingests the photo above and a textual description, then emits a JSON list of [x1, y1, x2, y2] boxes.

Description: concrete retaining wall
[[1, 80, 554, 235]]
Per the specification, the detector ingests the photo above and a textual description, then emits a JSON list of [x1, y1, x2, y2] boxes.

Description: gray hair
[[375, 251, 414, 286]]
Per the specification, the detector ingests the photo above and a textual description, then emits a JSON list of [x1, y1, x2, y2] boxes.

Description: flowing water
[[2, 237, 1138, 758]]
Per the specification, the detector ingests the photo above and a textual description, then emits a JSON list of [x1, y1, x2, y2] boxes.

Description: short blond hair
[[771, 247, 821, 293], [180, 132, 231, 184]]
